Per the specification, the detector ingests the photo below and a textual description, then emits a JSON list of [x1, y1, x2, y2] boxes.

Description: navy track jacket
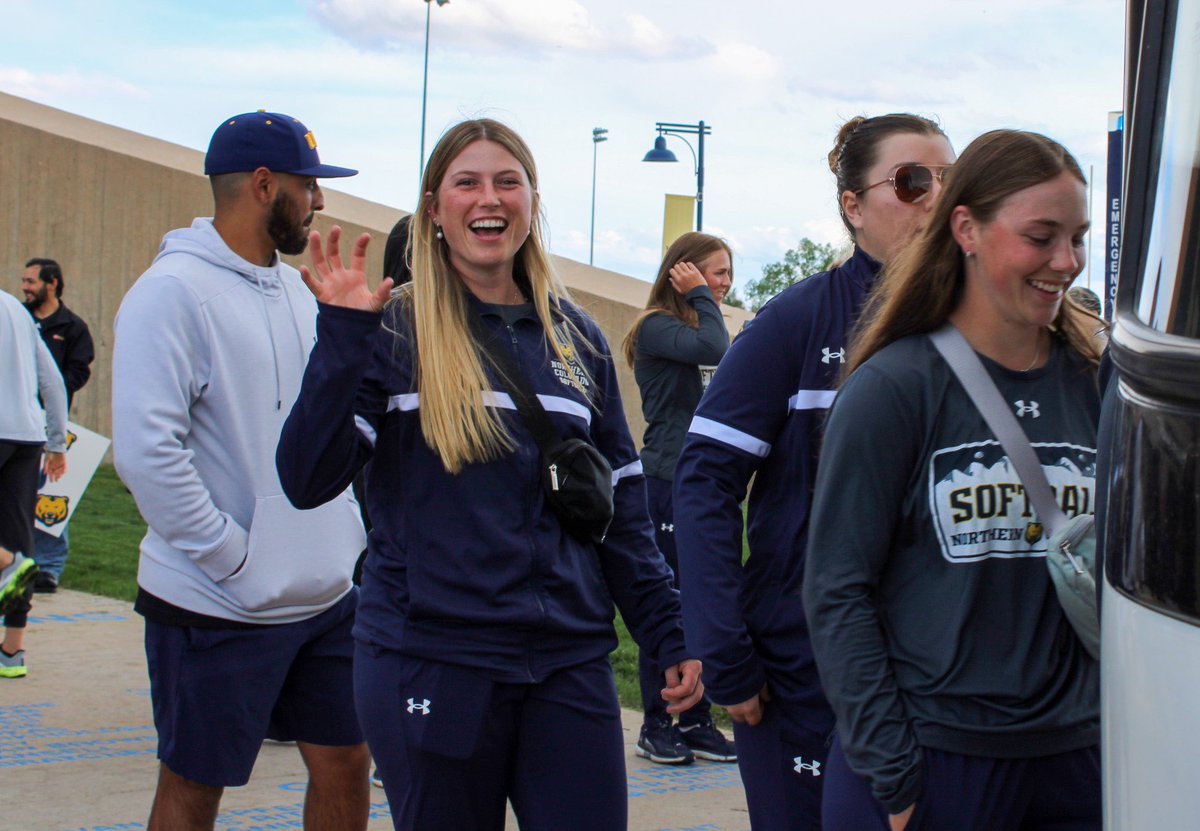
[[672, 247, 881, 715], [277, 296, 690, 683]]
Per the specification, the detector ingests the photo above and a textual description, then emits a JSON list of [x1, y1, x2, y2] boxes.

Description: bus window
[[1134, 0, 1200, 337]]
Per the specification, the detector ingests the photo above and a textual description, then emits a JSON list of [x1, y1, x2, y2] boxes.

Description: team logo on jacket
[[35, 495, 70, 527], [821, 347, 845, 364], [930, 440, 1095, 563], [406, 698, 431, 715], [551, 337, 590, 391], [65, 430, 78, 450]]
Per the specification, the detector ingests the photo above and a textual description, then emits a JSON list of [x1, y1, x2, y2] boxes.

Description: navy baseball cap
[[204, 110, 357, 178]]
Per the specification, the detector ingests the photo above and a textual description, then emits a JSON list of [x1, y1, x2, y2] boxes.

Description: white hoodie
[[0, 289, 68, 450], [113, 218, 365, 624]]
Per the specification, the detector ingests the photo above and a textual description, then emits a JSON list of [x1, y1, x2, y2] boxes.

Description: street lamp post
[[589, 127, 608, 265], [419, 0, 451, 186], [642, 120, 711, 231]]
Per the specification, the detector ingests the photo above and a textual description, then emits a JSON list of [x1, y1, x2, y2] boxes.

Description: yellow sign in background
[[662, 194, 696, 255]]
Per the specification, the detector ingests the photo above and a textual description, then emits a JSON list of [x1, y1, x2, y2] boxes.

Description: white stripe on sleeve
[[354, 415, 378, 447], [610, 458, 643, 488], [787, 389, 836, 411], [688, 415, 771, 458]]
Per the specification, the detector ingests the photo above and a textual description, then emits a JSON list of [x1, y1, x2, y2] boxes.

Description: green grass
[[64, 465, 736, 718], [62, 463, 144, 602]]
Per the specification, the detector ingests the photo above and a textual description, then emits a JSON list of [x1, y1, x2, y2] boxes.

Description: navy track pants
[[732, 698, 830, 830], [356, 647, 627, 831], [822, 734, 1101, 831]]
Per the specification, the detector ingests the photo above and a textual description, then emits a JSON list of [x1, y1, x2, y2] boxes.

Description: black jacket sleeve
[[635, 286, 729, 366], [803, 363, 925, 814]]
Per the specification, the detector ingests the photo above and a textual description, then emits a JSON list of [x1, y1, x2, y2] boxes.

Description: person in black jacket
[[805, 130, 1102, 831], [622, 231, 735, 765], [277, 118, 703, 831], [21, 257, 94, 592]]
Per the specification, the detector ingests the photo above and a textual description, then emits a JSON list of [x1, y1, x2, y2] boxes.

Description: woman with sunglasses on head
[[672, 113, 953, 830], [276, 118, 703, 830], [622, 232, 736, 766], [804, 130, 1100, 830]]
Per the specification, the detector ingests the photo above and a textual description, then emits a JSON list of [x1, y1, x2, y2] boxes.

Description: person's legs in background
[[0, 442, 43, 678], [636, 475, 735, 764], [32, 525, 68, 591]]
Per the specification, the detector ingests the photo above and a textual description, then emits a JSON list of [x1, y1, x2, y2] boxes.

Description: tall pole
[[696, 120, 705, 232], [419, 0, 446, 187], [590, 127, 608, 265], [644, 121, 710, 232]]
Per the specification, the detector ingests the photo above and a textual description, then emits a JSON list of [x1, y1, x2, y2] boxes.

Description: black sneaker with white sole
[[635, 717, 695, 765], [678, 716, 737, 762]]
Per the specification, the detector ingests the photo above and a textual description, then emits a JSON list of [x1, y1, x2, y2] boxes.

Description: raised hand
[[300, 226, 393, 312], [668, 261, 707, 295]]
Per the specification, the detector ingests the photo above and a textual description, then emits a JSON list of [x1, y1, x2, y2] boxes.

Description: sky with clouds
[[2, 0, 1125, 294]]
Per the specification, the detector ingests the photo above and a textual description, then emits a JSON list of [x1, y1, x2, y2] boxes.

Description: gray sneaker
[[0, 551, 37, 615], [0, 649, 27, 679]]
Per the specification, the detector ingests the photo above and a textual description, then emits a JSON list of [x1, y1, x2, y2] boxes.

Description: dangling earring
[[436, 226, 444, 240]]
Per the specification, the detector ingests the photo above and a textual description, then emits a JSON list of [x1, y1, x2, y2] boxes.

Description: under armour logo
[[406, 698, 431, 715], [821, 347, 845, 364], [1014, 400, 1040, 418], [660, 523, 674, 533], [793, 757, 821, 777]]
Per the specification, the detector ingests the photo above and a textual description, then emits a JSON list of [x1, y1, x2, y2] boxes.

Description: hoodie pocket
[[218, 493, 366, 612]]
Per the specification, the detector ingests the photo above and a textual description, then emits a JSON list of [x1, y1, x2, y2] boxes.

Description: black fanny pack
[[542, 438, 614, 543], [470, 312, 614, 543]]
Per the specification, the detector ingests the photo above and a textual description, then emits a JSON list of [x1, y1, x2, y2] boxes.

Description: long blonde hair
[[621, 232, 732, 367], [401, 118, 593, 474], [846, 129, 1102, 379]]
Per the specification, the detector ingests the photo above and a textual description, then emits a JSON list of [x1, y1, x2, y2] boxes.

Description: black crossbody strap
[[467, 311, 563, 455]]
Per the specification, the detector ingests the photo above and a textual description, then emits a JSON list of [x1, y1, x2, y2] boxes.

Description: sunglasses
[[856, 164, 953, 204]]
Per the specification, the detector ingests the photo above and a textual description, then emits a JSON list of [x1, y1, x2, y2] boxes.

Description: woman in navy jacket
[[671, 114, 954, 831], [277, 119, 702, 831]]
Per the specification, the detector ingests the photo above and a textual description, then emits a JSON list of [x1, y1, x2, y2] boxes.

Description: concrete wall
[[0, 92, 751, 445]]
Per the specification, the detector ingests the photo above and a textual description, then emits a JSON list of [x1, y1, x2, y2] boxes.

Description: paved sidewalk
[[2, 590, 750, 831]]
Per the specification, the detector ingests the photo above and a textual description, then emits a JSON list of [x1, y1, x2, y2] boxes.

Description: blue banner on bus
[[1106, 111, 1123, 321]]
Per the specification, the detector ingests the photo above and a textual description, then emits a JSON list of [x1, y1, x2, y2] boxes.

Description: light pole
[[642, 121, 711, 231], [589, 127, 608, 265], [419, 0, 450, 186]]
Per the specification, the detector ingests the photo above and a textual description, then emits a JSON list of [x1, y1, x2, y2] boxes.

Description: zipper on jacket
[[503, 317, 548, 630]]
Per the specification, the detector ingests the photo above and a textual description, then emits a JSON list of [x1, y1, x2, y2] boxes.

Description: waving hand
[[301, 226, 394, 312]]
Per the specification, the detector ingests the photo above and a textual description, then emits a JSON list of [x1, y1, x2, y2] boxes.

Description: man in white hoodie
[[0, 288, 68, 678], [113, 112, 369, 831]]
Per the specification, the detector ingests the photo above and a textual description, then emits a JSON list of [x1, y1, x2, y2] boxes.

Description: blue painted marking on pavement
[[61, 802, 395, 831], [0, 702, 156, 768], [627, 763, 744, 798], [27, 611, 128, 625]]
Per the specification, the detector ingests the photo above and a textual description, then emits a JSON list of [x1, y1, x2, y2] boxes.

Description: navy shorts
[[822, 734, 1101, 830], [356, 647, 626, 831], [144, 588, 362, 788]]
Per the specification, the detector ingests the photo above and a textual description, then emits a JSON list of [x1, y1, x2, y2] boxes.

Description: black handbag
[[469, 313, 614, 544]]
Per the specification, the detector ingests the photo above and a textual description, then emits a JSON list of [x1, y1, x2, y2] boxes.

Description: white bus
[[1101, 0, 1200, 827]]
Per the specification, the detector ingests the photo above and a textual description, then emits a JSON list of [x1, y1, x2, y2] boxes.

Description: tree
[[742, 238, 838, 311]]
